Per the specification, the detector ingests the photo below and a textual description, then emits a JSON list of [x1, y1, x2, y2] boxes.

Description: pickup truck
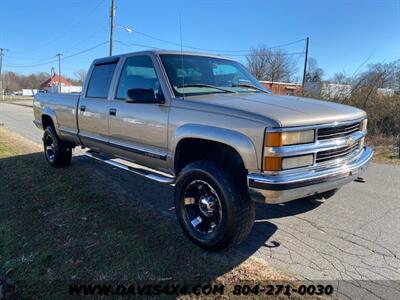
[[33, 50, 373, 251]]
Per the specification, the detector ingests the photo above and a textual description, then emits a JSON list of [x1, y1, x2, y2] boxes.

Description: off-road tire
[[43, 126, 72, 168], [174, 160, 255, 251]]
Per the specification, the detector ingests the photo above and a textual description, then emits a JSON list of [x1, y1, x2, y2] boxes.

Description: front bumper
[[248, 146, 373, 204]]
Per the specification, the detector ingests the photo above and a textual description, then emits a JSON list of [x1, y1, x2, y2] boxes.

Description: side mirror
[[126, 88, 164, 104]]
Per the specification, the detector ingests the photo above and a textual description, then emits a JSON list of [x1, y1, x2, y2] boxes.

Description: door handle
[[109, 108, 117, 116], [80, 105, 86, 112]]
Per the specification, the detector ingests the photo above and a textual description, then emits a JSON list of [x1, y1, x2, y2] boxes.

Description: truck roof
[[92, 50, 233, 65]]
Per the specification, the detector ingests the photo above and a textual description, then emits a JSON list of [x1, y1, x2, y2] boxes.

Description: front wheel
[[43, 126, 72, 168], [174, 160, 255, 251]]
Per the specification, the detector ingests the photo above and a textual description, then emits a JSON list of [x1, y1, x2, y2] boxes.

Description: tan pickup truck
[[33, 50, 373, 251]]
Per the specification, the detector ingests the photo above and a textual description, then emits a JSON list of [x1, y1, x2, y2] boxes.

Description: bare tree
[[4, 71, 50, 92], [246, 46, 297, 82], [306, 57, 324, 82], [73, 69, 87, 84], [331, 72, 351, 84]]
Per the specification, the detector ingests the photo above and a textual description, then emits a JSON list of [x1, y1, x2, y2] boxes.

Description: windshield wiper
[[231, 83, 270, 94], [176, 83, 236, 93]]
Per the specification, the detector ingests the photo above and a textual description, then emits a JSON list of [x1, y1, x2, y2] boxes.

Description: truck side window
[[86, 62, 117, 98], [116, 55, 160, 100]]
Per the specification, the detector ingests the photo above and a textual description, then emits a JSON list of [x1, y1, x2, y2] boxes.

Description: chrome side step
[[84, 150, 175, 184]]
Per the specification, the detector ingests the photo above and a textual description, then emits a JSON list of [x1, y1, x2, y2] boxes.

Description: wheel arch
[[172, 124, 259, 175], [41, 108, 60, 136]]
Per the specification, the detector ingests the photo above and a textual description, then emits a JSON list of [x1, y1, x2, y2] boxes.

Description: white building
[[377, 88, 395, 97], [22, 89, 38, 96], [48, 85, 82, 94], [305, 82, 352, 99]]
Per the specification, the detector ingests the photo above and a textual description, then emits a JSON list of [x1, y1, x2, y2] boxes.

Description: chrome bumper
[[248, 146, 373, 204]]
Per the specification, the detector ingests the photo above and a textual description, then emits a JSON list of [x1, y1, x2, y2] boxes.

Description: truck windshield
[[160, 54, 267, 97]]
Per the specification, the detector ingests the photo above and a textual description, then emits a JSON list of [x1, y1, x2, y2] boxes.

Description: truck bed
[[33, 92, 80, 143]]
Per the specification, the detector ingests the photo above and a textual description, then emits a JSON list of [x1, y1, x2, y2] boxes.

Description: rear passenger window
[[86, 62, 117, 98]]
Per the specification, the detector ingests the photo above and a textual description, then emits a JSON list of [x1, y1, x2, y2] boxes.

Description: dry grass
[[0, 128, 288, 299], [367, 135, 400, 165], [0, 127, 42, 155]]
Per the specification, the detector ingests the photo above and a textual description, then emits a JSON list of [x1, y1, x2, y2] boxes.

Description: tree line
[[1, 70, 87, 93]]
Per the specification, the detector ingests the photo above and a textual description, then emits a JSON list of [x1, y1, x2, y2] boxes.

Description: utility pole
[[56, 53, 62, 93], [109, 0, 115, 56], [302, 37, 309, 88], [0, 48, 9, 100]]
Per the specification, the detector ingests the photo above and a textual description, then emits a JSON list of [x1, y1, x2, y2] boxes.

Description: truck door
[[78, 59, 118, 150], [108, 54, 169, 172]]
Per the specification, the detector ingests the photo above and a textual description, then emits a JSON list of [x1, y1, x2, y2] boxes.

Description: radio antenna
[[179, 13, 185, 99]]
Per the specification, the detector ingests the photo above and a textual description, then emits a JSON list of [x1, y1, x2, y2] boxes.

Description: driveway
[[1, 102, 399, 298]]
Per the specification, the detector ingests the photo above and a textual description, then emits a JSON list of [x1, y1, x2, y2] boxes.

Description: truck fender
[[172, 124, 259, 171], [41, 107, 61, 136]]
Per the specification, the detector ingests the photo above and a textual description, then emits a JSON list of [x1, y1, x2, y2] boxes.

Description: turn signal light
[[264, 157, 282, 171], [265, 132, 282, 147]]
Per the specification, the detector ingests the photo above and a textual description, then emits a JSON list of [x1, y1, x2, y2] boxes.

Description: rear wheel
[[174, 160, 255, 251], [43, 126, 72, 168]]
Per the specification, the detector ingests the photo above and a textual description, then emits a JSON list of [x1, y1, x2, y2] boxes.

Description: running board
[[84, 150, 175, 184]]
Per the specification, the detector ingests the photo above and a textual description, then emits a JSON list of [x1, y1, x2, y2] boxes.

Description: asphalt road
[[0, 101, 42, 144], [1, 102, 400, 298]]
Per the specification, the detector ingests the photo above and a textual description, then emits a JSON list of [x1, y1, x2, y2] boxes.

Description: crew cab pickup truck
[[34, 50, 373, 251]]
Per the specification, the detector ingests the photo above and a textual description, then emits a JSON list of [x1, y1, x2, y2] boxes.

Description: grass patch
[[373, 147, 400, 165], [368, 135, 400, 165], [0, 128, 288, 298]]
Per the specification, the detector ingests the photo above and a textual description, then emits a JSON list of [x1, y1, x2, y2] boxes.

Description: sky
[[0, 0, 399, 82]]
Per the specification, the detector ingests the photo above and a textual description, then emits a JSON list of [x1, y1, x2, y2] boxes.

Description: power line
[[62, 41, 109, 60], [114, 40, 161, 49], [4, 58, 59, 68], [132, 29, 305, 53], [3, 25, 107, 63], [11, 0, 106, 56], [3, 41, 108, 68], [3, 39, 304, 71], [65, 26, 108, 54], [115, 40, 305, 57], [4, 54, 56, 61], [225, 51, 306, 57]]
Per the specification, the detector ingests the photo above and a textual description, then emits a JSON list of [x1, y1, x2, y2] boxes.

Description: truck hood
[[188, 93, 366, 127]]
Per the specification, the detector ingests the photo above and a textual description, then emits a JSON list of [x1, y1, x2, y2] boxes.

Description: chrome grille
[[316, 142, 359, 163], [317, 122, 360, 140]]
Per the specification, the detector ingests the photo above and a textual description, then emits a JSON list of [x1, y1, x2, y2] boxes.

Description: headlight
[[264, 154, 314, 171], [265, 130, 315, 147], [360, 119, 368, 132]]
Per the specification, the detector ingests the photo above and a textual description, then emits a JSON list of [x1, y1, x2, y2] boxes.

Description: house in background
[[40, 74, 82, 93], [260, 81, 302, 96]]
